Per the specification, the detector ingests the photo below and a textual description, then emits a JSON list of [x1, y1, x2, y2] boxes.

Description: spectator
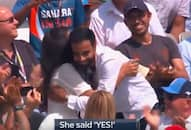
[[145, 78, 191, 130], [116, 0, 188, 104], [84, 90, 116, 119], [55, 28, 158, 118], [82, 0, 104, 26], [12, 0, 85, 58], [178, 37, 191, 80], [0, 6, 43, 130], [40, 27, 74, 115], [39, 27, 158, 129], [0, 5, 38, 85], [0, 78, 31, 130], [89, 0, 165, 48], [145, 0, 190, 42]]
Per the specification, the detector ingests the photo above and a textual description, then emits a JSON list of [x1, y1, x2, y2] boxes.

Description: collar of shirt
[[0, 42, 16, 63], [106, 0, 124, 19]]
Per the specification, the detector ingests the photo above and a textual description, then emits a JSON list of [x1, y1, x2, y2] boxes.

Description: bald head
[[0, 6, 18, 40], [0, 6, 15, 21]]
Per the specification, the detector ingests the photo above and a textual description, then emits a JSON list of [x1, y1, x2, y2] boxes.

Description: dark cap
[[124, 0, 149, 14], [162, 78, 191, 97]]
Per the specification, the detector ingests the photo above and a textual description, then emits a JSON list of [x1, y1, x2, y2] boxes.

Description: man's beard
[[73, 59, 98, 89]]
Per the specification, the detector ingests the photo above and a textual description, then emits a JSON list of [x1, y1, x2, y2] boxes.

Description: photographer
[[0, 77, 41, 130], [0, 77, 30, 130], [0, 6, 43, 130]]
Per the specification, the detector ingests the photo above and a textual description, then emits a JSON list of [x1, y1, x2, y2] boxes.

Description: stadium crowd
[[0, 0, 191, 130]]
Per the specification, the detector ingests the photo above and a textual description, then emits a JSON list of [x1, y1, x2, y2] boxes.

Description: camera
[[20, 86, 33, 96]]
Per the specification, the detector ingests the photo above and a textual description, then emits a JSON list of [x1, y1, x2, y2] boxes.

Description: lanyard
[[14, 45, 27, 83], [0, 45, 27, 83]]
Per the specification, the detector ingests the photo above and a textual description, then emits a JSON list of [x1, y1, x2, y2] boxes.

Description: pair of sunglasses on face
[[0, 16, 15, 23]]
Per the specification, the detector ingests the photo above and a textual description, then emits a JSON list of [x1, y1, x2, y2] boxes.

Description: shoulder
[[153, 35, 179, 49], [179, 39, 191, 49], [13, 39, 29, 46], [96, 46, 129, 63], [38, 113, 63, 130], [177, 0, 190, 17], [116, 39, 130, 50], [144, 1, 156, 13], [152, 35, 175, 43], [91, 1, 110, 20], [54, 63, 75, 77], [13, 40, 32, 48]]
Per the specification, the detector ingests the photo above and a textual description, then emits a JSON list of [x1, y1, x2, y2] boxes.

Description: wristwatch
[[14, 98, 25, 111], [14, 104, 25, 111]]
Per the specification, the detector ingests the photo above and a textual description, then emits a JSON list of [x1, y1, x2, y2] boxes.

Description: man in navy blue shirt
[[12, 0, 85, 58]]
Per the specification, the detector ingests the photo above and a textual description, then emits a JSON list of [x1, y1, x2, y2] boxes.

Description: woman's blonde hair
[[84, 90, 116, 119]]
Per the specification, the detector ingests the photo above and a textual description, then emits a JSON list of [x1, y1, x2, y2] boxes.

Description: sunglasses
[[0, 16, 15, 23]]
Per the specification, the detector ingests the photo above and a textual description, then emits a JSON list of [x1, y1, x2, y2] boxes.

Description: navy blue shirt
[[13, 0, 85, 58]]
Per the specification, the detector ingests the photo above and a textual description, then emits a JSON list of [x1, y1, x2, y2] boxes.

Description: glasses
[[0, 16, 15, 23]]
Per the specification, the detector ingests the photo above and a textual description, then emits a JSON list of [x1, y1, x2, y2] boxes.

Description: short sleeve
[[97, 48, 130, 94], [163, 37, 181, 59], [89, 12, 106, 47], [178, 40, 191, 80], [145, 2, 166, 36], [177, 0, 190, 18]]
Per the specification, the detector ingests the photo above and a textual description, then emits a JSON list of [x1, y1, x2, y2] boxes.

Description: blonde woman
[[84, 90, 116, 119]]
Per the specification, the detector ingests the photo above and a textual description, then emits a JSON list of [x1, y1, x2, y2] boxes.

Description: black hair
[[41, 27, 72, 80], [40, 27, 72, 110], [68, 27, 96, 47]]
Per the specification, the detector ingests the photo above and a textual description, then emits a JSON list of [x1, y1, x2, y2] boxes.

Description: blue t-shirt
[[13, 0, 85, 58]]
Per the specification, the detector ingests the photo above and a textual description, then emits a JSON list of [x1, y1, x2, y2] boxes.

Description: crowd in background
[[0, 0, 191, 130]]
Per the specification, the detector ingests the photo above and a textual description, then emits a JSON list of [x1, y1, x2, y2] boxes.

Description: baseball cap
[[165, 125, 186, 130], [162, 78, 191, 96], [124, 0, 149, 14]]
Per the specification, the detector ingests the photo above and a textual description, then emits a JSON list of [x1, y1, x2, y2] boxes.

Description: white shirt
[[48, 63, 91, 118], [178, 38, 191, 80], [89, 0, 165, 48], [145, 0, 190, 31], [38, 113, 63, 130], [67, 46, 158, 119]]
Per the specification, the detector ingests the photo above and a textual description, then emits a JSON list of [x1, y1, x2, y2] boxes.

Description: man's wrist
[[13, 98, 25, 111], [14, 103, 25, 112]]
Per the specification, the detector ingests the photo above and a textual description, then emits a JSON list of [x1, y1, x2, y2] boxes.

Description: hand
[[29, 64, 43, 88], [147, 63, 175, 84], [0, 63, 11, 83], [2, 77, 23, 105], [3, 77, 23, 93], [143, 106, 160, 129], [28, 0, 48, 8], [6, 85, 22, 106], [158, 66, 175, 81], [25, 89, 41, 109], [122, 59, 139, 76]]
